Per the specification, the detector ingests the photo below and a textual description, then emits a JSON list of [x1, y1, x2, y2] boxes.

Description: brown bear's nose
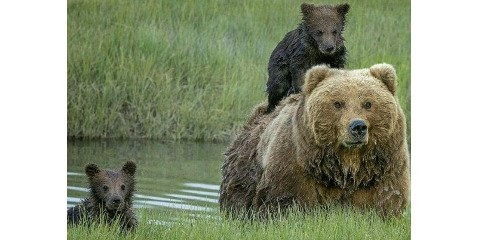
[[349, 119, 367, 140]]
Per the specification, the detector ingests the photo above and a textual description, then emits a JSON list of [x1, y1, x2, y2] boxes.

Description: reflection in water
[[67, 197, 82, 208], [183, 182, 220, 191], [67, 186, 89, 192], [67, 180, 219, 212], [179, 189, 219, 197], [135, 199, 214, 212], [165, 194, 217, 203], [134, 194, 185, 203], [67, 172, 83, 176]]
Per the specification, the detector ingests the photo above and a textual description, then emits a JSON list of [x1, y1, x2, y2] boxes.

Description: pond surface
[[67, 140, 227, 224]]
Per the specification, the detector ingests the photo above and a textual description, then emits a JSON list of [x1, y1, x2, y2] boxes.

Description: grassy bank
[[67, 205, 410, 240], [68, 0, 410, 141]]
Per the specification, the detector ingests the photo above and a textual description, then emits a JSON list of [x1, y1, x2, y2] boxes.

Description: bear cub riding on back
[[266, 3, 349, 113]]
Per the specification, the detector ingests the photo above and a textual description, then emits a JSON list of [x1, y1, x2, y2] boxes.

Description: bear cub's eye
[[102, 185, 109, 191], [363, 101, 372, 109], [121, 185, 126, 191], [334, 101, 342, 109]]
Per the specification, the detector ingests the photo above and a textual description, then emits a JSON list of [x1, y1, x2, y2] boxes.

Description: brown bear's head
[[85, 161, 137, 211], [303, 63, 399, 149]]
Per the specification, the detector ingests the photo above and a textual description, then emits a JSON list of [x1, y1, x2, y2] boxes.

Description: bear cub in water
[[67, 161, 138, 231]]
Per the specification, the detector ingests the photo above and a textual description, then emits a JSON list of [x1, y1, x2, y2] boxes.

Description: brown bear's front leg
[[350, 179, 408, 217], [253, 166, 319, 217], [350, 149, 409, 218]]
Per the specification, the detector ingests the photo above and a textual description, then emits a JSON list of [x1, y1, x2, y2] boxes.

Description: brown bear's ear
[[85, 164, 100, 178], [336, 3, 350, 16], [301, 3, 315, 17], [303, 65, 331, 95], [369, 63, 397, 95], [122, 161, 136, 176]]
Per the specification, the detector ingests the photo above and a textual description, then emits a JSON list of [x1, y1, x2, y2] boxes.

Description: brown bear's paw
[[375, 188, 406, 218]]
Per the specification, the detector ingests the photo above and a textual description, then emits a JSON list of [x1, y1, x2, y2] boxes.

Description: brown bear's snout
[[348, 119, 368, 143]]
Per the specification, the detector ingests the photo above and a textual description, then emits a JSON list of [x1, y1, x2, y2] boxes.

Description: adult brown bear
[[220, 63, 409, 218]]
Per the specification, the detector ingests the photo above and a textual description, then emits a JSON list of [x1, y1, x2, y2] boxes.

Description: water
[[67, 140, 227, 224]]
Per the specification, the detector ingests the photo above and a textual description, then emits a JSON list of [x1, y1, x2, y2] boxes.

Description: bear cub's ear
[[369, 63, 397, 95], [122, 161, 137, 176], [300, 3, 315, 16], [85, 163, 100, 178], [336, 3, 350, 16], [303, 65, 331, 95]]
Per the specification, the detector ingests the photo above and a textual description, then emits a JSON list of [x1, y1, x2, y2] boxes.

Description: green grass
[[67, 0, 410, 141], [67, 205, 410, 240]]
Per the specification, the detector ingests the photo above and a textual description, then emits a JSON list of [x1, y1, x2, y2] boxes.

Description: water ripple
[[183, 183, 220, 191], [67, 182, 220, 213]]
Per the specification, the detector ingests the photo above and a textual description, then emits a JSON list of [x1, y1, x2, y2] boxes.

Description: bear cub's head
[[303, 63, 399, 149], [301, 3, 349, 55], [85, 161, 137, 212]]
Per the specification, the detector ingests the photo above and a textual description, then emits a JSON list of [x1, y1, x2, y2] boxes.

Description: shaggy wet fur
[[266, 3, 349, 113], [220, 64, 409, 218], [67, 161, 138, 231]]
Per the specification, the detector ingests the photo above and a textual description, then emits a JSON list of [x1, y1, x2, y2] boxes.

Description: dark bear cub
[[67, 161, 138, 232], [266, 3, 349, 113]]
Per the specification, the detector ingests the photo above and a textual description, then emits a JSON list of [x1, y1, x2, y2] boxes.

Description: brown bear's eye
[[334, 101, 342, 109], [102, 185, 109, 191], [121, 185, 126, 191], [332, 30, 338, 35], [363, 101, 372, 109]]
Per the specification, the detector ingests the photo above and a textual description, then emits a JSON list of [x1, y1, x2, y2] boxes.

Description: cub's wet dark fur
[[266, 3, 349, 113], [67, 161, 138, 232]]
